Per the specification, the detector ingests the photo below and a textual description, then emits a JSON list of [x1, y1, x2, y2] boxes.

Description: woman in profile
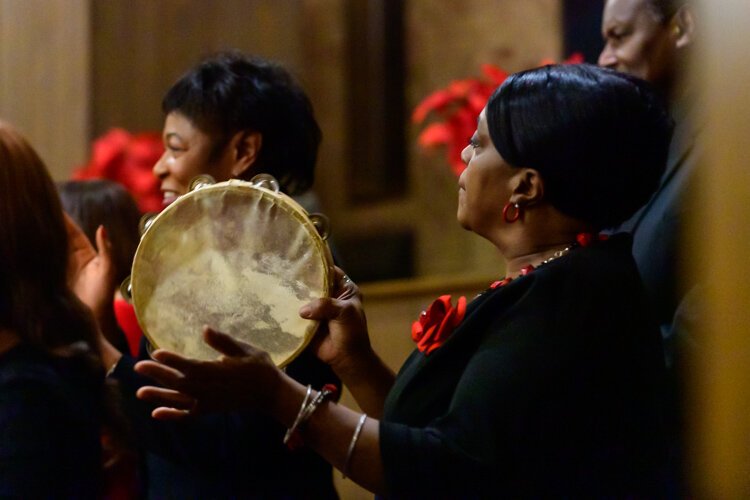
[[84, 51, 339, 498], [136, 64, 673, 497], [0, 121, 104, 497]]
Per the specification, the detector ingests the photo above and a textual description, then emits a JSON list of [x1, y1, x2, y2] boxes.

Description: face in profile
[[457, 109, 516, 239], [153, 112, 237, 207], [598, 0, 677, 89]]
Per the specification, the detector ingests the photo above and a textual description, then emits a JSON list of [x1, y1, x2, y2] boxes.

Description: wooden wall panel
[[304, 0, 562, 279], [690, 0, 750, 496], [91, 0, 306, 135], [406, 0, 562, 277], [0, 0, 90, 179]]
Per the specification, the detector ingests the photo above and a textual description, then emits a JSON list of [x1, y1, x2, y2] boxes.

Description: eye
[[166, 143, 186, 154], [468, 137, 480, 149], [608, 29, 629, 43]]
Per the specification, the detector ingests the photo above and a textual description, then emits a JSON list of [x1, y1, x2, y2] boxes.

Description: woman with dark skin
[[81, 52, 339, 498], [0, 122, 105, 497], [134, 64, 674, 497]]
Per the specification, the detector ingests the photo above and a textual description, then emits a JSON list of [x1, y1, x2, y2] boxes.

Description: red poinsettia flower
[[413, 54, 583, 177], [411, 295, 467, 355], [72, 128, 164, 214]]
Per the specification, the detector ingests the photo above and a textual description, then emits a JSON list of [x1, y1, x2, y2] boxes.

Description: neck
[[503, 241, 576, 278], [486, 204, 593, 277]]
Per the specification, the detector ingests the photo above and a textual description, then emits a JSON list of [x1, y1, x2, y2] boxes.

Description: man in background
[[599, 0, 699, 496]]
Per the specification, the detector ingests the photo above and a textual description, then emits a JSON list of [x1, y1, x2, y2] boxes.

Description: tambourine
[[122, 174, 334, 367]]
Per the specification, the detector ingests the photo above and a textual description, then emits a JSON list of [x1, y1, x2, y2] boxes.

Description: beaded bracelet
[[284, 383, 338, 450], [342, 413, 367, 479]]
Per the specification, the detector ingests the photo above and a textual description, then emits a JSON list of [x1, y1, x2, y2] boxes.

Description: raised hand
[[64, 213, 115, 322], [134, 326, 284, 420]]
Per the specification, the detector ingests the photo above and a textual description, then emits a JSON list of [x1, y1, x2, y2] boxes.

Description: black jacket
[[380, 235, 667, 498]]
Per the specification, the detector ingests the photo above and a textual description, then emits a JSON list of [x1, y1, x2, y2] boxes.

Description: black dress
[[0, 343, 102, 498], [379, 235, 667, 498]]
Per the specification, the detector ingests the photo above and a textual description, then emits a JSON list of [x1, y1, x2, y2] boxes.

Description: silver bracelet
[[284, 384, 338, 449], [342, 413, 367, 479], [283, 385, 312, 445], [105, 357, 121, 378]]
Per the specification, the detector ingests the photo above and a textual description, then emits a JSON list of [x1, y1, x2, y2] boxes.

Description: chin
[[456, 212, 471, 231]]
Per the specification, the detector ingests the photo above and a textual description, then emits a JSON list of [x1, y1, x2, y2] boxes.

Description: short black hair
[[486, 64, 672, 230], [647, 0, 684, 23], [162, 51, 321, 195]]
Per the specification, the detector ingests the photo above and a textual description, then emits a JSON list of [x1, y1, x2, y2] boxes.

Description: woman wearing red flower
[[134, 64, 671, 497]]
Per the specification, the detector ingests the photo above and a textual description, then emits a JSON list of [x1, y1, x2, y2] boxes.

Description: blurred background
[[1, 0, 749, 497], [0, 0, 605, 284]]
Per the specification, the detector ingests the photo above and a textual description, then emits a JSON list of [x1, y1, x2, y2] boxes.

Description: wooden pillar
[[690, 0, 750, 496], [0, 0, 91, 179]]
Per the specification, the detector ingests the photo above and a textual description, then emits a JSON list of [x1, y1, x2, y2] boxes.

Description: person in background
[[0, 121, 105, 497], [134, 64, 673, 497], [86, 51, 340, 498], [59, 179, 143, 357], [599, 0, 697, 355], [600, 1, 698, 495], [58, 179, 144, 499]]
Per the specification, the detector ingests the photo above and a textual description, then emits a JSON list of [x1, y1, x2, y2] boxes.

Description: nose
[[460, 144, 472, 165], [153, 151, 168, 178], [598, 44, 617, 68]]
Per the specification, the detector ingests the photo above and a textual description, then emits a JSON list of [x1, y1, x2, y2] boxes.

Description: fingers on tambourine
[[300, 297, 344, 321], [202, 326, 252, 357]]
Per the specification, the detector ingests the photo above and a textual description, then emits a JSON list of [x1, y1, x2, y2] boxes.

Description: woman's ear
[[229, 131, 263, 178], [509, 168, 544, 206], [672, 6, 695, 49]]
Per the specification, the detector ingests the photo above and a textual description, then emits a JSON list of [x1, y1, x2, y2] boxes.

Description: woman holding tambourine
[[83, 52, 340, 499], [134, 65, 673, 498]]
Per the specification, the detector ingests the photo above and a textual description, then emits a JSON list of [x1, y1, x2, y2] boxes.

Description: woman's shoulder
[[467, 233, 651, 345], [0, 343, 58, 387], [0, 344, 102, 498], [0, 342, 102, 412], [530, 233, 641, 296]]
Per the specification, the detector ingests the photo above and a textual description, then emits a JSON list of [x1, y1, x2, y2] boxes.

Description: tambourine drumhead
[[130, 179, 333, 367]]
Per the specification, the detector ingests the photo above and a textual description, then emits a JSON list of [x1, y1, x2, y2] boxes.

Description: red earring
[[502, 202, 522, 223]]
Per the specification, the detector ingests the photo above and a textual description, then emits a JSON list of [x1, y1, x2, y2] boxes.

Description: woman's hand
[[64, 213, 122, 368], [64, 213, 115, 323], [134, 326, 285, 420], [300, 267, 373, 378]]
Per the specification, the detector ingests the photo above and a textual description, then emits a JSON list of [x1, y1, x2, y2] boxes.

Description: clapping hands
[[135, 327, 284, 419]]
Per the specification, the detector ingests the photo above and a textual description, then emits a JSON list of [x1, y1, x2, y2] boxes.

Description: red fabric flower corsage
[[411, 295, 467, 355]]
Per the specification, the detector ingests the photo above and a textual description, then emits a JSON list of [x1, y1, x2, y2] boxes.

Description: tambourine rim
[[130, 179, 334, 367]]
